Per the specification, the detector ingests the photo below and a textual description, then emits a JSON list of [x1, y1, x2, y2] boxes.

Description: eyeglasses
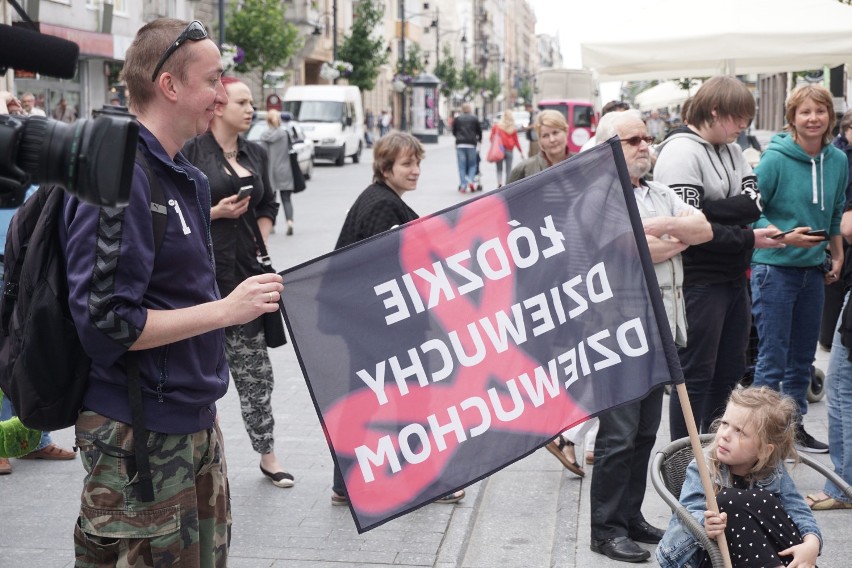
[[150, 20, 208, 82], [620, 136, 655, 147]]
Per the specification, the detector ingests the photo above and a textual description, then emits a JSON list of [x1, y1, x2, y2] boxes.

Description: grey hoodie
[[654, 127, 762, 285], [260, 126, 294, 191]]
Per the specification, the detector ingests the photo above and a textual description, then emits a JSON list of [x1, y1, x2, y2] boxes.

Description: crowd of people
[[1, 16, 852, 567], [528, 78, 851, 566]]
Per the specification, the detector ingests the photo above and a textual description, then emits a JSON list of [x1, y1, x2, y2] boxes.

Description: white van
[[282, 85, 364, 166]]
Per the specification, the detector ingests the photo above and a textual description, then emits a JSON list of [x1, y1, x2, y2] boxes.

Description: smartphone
[[769, 228, 796, 239], [806, 229, 829, 240], [236, 184, 253, 201]]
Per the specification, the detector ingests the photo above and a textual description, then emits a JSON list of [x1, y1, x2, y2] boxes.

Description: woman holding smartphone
[[750, 84, 847, 454], [183, 77, 294, 488]]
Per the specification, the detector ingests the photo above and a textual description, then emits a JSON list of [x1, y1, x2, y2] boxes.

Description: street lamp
[[311, 0, 338, 62], [399, 0, 407, 131], [397, 2, 445, 130]]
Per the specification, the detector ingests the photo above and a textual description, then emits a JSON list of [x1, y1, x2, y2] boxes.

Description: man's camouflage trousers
[[73, 411, 231, 567]]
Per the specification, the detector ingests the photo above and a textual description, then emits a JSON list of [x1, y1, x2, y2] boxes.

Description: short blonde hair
[[786, 84, 836, 146], [534, 109, 568, 136]]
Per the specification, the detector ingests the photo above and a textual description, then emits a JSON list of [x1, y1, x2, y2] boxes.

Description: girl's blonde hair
[[498, 110, 516, 133], [707, 386, 798, 490]]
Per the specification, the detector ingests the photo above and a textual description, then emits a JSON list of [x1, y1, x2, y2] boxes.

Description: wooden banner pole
[[675, 382, 732, 568]]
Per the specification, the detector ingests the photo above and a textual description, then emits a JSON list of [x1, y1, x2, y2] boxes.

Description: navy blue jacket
[[61, 125, 229, 434]]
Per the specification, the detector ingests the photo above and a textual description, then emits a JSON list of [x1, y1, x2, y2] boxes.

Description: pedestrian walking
[[379, 109, 391, 137], [259, 109, 298, 236], [365, 108, 375, 147], [489, 110, 524, 187], [452, 102, 482, 192]]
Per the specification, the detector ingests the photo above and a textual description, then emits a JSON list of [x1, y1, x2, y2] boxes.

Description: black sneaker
[[795, 423, 829, 453]]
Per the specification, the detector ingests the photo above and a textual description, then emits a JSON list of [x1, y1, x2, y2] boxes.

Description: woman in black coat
[[329, 131, 465, 506], [183, 77, 293, 488]]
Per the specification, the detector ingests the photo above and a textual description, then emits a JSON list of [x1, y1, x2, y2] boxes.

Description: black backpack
[[0, 151, 166, 501]]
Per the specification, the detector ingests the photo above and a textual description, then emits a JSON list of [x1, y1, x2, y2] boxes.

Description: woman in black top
[[183, 77, 293, 488], [330, 131, 465, 506]]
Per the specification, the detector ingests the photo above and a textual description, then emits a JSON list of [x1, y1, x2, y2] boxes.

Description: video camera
[[0, 107, 138, 207], [0, 18, 137, 208]]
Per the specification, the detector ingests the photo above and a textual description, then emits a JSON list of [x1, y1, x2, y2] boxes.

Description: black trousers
[[590, 386, 664, 540], [669, 283, 750, 440], [820, 280, 845, 347]]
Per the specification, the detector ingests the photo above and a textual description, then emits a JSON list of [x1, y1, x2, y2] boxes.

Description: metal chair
[[650, 434, 852, 568]]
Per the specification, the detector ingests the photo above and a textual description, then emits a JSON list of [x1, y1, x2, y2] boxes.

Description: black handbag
[[242, 215, 287, 348], [287, 130, 307, 193], [220, 152, 287, 348], [247, 217, 287, 348]]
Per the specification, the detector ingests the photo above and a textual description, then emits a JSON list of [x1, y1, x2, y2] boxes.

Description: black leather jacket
[[452, 113, 482, 146]]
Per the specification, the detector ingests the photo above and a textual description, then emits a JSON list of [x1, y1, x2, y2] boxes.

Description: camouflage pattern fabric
[[224, 326, 276, 455], [74, 411, 231, 568]]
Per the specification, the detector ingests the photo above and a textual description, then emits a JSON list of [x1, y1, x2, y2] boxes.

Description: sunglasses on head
[[620, 135, 655, 147], [150, 20, 208, 82]]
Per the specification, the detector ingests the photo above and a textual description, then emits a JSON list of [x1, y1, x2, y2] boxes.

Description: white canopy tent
[[579, 0, 852, 81], [633, 81, 700, 111]]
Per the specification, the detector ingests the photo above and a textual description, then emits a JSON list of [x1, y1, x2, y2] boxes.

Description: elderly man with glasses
[[588, 110, 712, 563], [63, 19, 284, 565]]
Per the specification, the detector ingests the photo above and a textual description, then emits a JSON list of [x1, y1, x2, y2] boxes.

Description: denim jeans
[[824, 291, 852, 503], [456, 146, 478, 187], [751, 264, 823, 415], [0, 394, 50, 450]]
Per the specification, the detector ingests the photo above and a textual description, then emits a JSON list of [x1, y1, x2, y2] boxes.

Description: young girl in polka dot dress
[[657, 387, 822, 568]]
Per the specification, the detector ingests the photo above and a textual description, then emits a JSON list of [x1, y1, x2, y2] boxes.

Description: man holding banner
[[589, 112, 713, 563]]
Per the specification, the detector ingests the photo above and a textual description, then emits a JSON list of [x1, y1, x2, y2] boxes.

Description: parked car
[[247, 112, 315, 180]]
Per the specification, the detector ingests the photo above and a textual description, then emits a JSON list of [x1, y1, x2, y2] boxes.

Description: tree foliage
[[460, 63, 482, 98], [225, 0, 300, 87], [517, 76, 533, 106], [337, 0, 388, 92], [433, 44, 459, 98], [397, 43, 426, 76], [483, 71, 501, 98]]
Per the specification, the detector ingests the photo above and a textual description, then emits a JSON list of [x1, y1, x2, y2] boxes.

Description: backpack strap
[[123, 150, 168, 503], [126, 351, 155, 502]]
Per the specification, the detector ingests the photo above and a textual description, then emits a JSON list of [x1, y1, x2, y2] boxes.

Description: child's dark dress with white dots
[[698, 474, 806, 568]]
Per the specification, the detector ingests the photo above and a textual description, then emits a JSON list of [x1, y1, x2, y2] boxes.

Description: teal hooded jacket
[[753, 132, 847, 267]]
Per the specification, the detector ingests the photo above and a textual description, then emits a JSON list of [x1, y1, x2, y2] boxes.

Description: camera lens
[[10, 110, 138, 207], [17, 115, 85, 196]]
